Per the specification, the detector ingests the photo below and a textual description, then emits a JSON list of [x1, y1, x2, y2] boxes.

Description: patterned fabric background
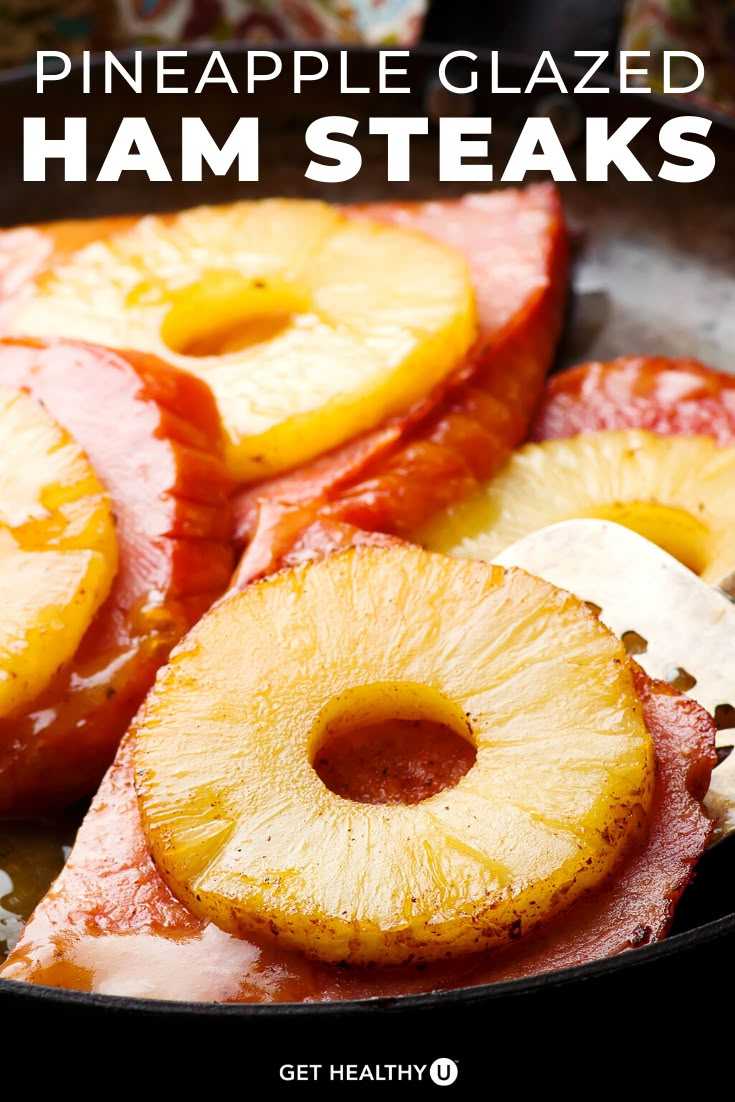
[[0, 0, 733, 111], [621, 0, 735, 111], [0, 1, 97, 67], [0, 0, 427, 67], [110, 0, 429, 46]]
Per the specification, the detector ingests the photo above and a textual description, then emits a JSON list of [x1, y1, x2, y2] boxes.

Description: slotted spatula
[[493, 518, 735, 843]]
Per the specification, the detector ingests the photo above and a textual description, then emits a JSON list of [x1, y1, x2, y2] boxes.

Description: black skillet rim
[[1, 907, 734, 1020]]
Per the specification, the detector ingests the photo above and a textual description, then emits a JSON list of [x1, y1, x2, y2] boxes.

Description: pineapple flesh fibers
[[420, 429, 735, 583], [7, 200, 477, 482], [134, 544, 654, 967], [0, 386, 118, 718]]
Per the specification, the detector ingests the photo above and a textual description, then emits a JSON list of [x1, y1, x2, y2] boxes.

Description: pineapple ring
[[7, 200, 477, 482], [134, 544, 654, 967], [420, 429, 735, 583], [0, 385, 117, 718]]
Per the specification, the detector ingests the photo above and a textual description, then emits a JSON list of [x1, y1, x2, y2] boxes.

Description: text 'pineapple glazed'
[[5, 200, 477, 482], [133, 544, 654, 968]]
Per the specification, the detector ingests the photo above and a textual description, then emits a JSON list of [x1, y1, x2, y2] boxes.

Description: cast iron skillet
[[1, 45, 734, 1055]]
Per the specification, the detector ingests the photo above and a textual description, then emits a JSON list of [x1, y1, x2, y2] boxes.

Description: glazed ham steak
[[0, 568, 715, 1001], [231, 184, 569, 585], [0, 339, 233, 814], [0, 192, 722, 1002]]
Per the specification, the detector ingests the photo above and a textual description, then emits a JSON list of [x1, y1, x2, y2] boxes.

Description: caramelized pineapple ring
[[8, 200, 477, 482], [0, 386, 117, 718], [420, 429, 735, 582], [134, 545, 654, 967]]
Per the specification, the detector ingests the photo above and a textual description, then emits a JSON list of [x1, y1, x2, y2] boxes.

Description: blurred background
[[0, 1, 733, 110]]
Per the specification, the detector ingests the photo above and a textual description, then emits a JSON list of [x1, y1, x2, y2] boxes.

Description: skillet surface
[[1, 45, 734, 1051]]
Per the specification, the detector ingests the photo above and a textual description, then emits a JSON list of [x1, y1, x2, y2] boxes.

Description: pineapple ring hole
[[159, 270, 311, 358], [577, 501, 709, 575], [310, 681, 476, 806]]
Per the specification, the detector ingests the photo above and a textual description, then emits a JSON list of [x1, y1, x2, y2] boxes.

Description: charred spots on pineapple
[[508, 918, 523, 940]]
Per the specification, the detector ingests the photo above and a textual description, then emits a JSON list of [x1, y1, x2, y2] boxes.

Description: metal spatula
[[493, 518, 735, 843]]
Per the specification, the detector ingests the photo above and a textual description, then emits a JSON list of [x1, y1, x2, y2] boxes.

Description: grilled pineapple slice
[[134, 544, 653, 967], [0, 386, 117, 717], [7, 200, 477, 482], [421, 429, 735, 583]]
